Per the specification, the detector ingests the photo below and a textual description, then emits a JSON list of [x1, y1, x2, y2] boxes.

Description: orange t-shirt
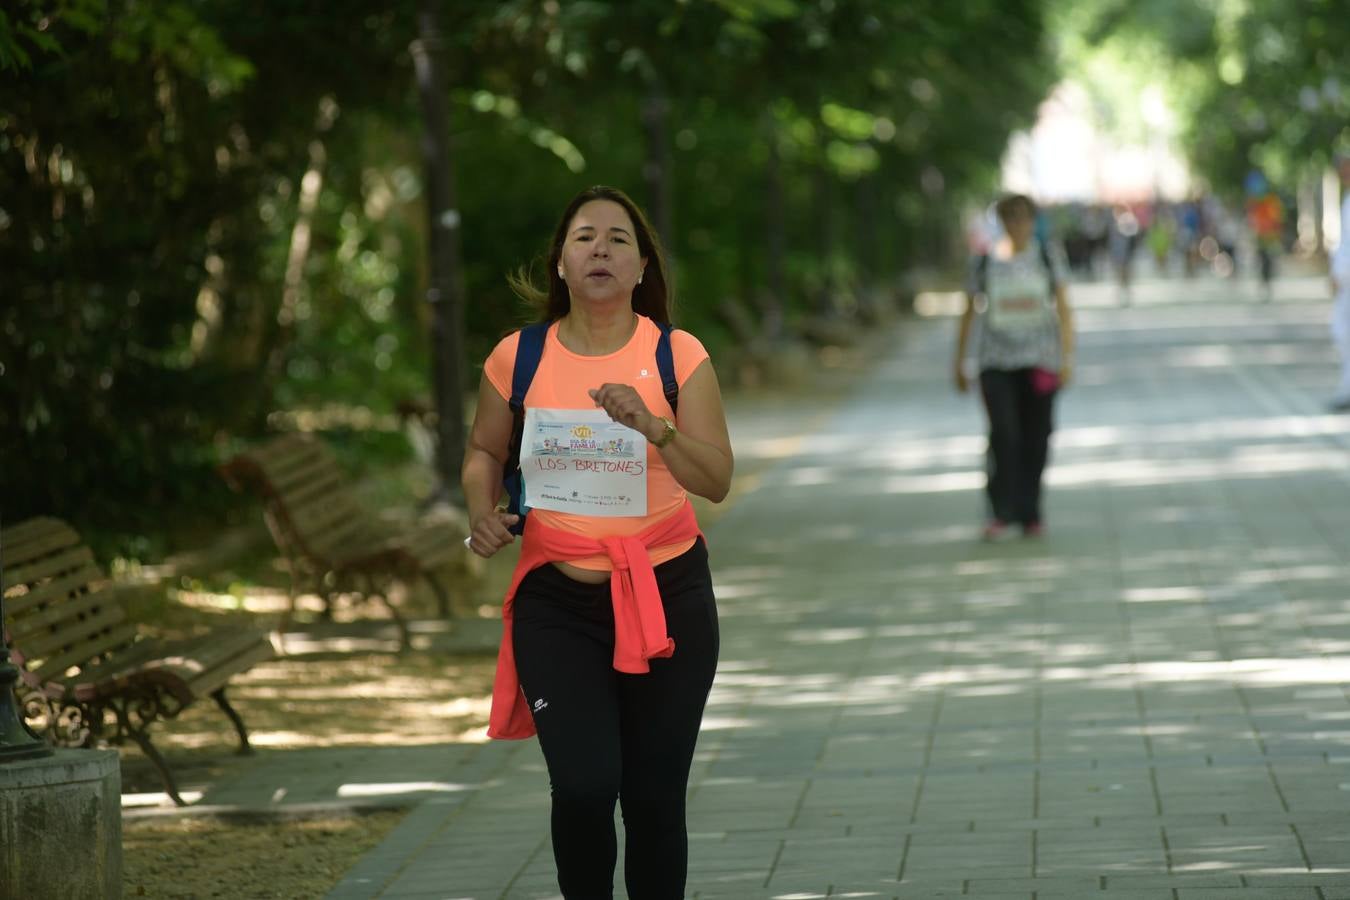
[[483, 314, 710, 570]]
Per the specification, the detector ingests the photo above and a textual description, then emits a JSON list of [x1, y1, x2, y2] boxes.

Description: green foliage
[[1058, 0, 1350, 193], [4, 0, 1056, 554], [0, 0, 104, 72]]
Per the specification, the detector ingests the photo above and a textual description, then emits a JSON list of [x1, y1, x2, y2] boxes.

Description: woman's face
[[557, 199, 647, 305], [1000, 204, 1035, 245]]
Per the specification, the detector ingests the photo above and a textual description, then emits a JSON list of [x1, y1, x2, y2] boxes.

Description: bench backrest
[[219, 434, 378, 568], [0, 517, 138, 684]]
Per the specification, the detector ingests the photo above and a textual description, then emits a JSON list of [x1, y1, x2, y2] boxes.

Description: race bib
[[987, 265, 1050, 332], [521, 408, 648, 517]]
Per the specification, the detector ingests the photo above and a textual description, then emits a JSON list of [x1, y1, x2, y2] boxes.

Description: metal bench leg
[[276, 569, 300, 652], [210, 688, 254, 755], [424, 571, 451, 619], [359, 573, 411, 652], [367, 588, 411, 653], [319, 578, 336, 621], [383, 594, 412, 653], [112, 704, 185, 807]]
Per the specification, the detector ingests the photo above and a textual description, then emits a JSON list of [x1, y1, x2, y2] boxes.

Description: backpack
[[975, 240, 1059, 300], [501, 320, 679, 535]]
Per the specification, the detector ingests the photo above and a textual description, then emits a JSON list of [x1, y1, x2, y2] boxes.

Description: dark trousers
[[980, 368, 1056, 526], [513, 539, 719, 900]]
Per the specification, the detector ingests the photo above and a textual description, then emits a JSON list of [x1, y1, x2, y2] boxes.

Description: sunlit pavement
[[326, 276, 1350, 898]]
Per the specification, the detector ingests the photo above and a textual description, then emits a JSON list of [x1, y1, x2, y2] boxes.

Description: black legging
[[513, 539, 719, 900], [980, 367, 1056, 526]]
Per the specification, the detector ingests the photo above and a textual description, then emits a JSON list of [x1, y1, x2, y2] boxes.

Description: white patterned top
[[965, 241, 1068, 372]]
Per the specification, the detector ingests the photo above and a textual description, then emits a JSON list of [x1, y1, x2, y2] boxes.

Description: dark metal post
[[0, 514, 52, 761]]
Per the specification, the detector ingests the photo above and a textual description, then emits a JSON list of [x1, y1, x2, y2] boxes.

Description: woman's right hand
[[954, 364, 969, 394], [466, 510, 521, 558]]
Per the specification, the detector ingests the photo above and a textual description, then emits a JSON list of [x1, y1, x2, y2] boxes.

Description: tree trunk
[[265, 97, 338, 382], [814, 157, 834, 316], [856, 175, 877, 286], [761, 118, 786, 342], [855, 175, 880, 320], [641, 85, 674, 261], [413, 3, 467, 504]]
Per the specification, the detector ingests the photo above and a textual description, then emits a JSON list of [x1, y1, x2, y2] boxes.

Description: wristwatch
[[652, 416, 677, 448]]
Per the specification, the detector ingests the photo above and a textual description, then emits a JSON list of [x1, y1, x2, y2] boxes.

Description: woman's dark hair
[[995, 193, 1037, 223], [508, 185, 673, 324]]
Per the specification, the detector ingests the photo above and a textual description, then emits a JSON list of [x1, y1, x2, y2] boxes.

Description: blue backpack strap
[[504, 321, 550, 534], [510, 322, 550, 413], [654, 321, 679, 415]]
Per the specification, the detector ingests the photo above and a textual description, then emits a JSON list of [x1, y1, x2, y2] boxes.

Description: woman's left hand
[[589, 383, 658, 439]]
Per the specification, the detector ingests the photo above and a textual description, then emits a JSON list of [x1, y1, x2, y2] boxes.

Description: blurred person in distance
[[1245, 171, 1285, 303]]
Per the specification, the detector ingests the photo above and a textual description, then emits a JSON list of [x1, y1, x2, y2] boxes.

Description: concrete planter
[[1, 748, 122, 900]]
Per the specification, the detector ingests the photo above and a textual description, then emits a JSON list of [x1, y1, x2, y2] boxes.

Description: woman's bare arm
[[461, 374, 520, 557]]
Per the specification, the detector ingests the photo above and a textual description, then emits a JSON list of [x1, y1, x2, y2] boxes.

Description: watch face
[[657, 417, 676, 446]]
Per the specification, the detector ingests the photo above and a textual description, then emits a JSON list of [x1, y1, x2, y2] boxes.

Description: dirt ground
[[123, 809, 406, 899]]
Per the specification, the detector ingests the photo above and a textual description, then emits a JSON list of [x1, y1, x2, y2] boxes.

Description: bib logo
[[571, 425, 593, 439]]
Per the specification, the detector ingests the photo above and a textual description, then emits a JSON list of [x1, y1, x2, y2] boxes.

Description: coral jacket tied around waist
[[488, 500, 703, 740]]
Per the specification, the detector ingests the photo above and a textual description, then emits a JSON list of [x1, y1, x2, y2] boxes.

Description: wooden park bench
[[1, 516, 276, 806], [219, 433, 467, 650]]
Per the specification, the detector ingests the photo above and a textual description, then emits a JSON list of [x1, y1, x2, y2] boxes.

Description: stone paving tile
[[1244, 873, 1350, 887], [1104, 873, 1244, 889], [965, 875, 1104, 893], [1176, 890, 1321, 899]]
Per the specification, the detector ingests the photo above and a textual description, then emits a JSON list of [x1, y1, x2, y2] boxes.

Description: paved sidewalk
[[315, 287, 1349, 897]]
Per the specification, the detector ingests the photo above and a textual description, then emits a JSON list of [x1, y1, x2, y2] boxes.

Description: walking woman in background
[[462, 185, 733, 898], [954, 193, 1075, 540]]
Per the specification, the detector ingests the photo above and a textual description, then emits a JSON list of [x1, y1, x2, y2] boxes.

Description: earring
[[637, 274, 644, 284]]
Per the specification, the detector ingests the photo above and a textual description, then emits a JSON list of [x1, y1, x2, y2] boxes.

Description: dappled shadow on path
[[684, 304, 1350, 892]]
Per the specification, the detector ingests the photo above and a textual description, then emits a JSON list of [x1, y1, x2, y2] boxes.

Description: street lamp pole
[[0, 513, 52, 761]]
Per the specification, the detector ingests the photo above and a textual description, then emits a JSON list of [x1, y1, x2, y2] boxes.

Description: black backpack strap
[[503, 321, 550, 535], [975, 254, 990, 296], [654, 322, 679, 415], [1038, 240, 1060, 293]]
